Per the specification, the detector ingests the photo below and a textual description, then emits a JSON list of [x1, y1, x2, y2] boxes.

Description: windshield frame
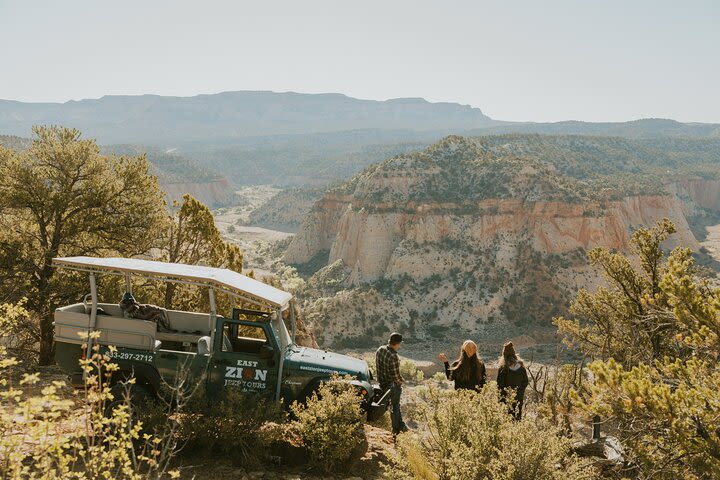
[[273, 308, 292, 350]]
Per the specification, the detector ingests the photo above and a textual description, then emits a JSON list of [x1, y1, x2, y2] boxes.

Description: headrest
[[197, 336, 211, 355]]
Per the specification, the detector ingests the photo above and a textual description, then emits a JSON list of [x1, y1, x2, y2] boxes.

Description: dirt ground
[[174, 424, 395, 480]]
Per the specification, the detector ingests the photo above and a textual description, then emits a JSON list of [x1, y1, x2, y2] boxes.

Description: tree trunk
[[35, 259, 55, 366], [164, 283, 177, 310], [38, 315, 55, 365]]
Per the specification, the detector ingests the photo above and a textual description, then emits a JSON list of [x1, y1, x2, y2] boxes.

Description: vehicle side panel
[[55, 342, 84, 375], [154, 349, 210, 394]]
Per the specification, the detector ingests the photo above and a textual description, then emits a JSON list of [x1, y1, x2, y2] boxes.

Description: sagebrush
[[385, 385, 597, 480], [289, 380, 365, 472]]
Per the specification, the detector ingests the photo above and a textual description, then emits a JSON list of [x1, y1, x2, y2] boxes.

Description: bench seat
[[54, 302, 213, 351], [156, 332, 204, 344]]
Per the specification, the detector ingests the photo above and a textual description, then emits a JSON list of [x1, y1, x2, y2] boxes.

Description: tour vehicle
[[52, 256, 387, 419]]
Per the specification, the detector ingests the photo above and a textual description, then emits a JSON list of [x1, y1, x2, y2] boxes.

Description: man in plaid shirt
[[376, 332, 408, 435]]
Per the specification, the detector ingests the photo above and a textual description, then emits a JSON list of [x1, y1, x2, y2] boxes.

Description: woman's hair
[[450, 340, 484, 383], [498, 341, 524, 368]]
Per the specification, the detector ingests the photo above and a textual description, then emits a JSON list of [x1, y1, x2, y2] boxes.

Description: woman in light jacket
[[438, 340, 486, 391]]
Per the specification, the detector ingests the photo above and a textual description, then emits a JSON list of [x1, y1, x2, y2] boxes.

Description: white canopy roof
[[53, 256, 293, 309]]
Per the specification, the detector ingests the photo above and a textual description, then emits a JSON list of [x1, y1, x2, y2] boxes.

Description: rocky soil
[[176, 424, 394, 480]]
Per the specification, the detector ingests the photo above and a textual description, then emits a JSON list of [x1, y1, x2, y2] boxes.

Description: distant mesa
[[2, 90, 719, 189], [0, 91, 496, 145]]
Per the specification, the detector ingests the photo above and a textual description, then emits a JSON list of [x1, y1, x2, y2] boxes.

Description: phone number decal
[[108, 351, 154, 363]]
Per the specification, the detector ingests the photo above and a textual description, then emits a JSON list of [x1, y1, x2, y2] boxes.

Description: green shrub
[[178, 389, 284, 466], [364, 353, 377, 374], [289, 380, 365, 472], [400, 358, 425, 383], [0, 329, 180, 479], [384, 385, 597, 480], [432, 371, 447, 382]]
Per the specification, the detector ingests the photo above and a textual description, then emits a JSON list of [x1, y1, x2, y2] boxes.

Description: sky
[[1, 0, 719, 123]]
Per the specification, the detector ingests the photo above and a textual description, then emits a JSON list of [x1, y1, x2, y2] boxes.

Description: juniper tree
[[554, 218, 679, 367], [557, 219, 720, 478], [0, 126, 166, 364], [161, 194, 243, 310]]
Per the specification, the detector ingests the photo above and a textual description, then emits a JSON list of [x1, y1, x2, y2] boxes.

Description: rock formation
[[285, 135, 720, 349]]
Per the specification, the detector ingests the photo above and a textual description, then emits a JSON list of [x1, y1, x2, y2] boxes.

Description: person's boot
[[392, 423, 409, 436]]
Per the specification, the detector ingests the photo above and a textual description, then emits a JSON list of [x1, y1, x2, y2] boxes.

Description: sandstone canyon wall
[[285, 136, 720, 348], [286, 193, 700, 284]]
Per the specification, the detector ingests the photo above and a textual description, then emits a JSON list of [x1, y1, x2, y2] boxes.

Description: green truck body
[[51, 257, 386, 418]]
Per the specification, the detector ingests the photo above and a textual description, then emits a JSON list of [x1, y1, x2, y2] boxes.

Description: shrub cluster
[[0, 329, 180, 479], [288, 380, 365, 473], [400, 358, 425, 384], [177, 388, 284, 466], [385, 385, 597, 480]]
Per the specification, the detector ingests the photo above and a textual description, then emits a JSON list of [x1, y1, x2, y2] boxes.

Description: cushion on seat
[[197, 336, 211, 355]]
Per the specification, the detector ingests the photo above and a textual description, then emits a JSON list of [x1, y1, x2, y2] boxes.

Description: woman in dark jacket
[[438, 340, 487, 391], [496, 341, 529, 420]]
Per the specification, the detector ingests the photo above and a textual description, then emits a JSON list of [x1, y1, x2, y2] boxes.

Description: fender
[[295, 376, 326, 405], [296, 376, 373, 405]]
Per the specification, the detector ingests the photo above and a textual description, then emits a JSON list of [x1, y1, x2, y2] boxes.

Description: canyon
[[283, 135, 720, 354]]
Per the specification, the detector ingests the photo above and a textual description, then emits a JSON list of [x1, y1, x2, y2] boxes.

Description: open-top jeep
[[52, 256, 387, 418]]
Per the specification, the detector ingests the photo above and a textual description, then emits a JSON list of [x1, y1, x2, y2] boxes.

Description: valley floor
[[701, 223, 720, 263]]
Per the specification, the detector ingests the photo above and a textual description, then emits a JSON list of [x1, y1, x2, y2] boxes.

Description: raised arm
[[438, 353, 451, 380]]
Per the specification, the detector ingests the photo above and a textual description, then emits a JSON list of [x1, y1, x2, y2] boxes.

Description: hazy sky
[[1, 0, 718, 123]]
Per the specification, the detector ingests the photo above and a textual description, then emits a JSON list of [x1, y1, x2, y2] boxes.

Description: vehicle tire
[[295, 378, 324, 406]]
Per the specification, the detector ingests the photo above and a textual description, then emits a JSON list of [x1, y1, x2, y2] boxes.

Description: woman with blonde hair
[[438, 340, 487, 391], [496, 341, 529, 420]]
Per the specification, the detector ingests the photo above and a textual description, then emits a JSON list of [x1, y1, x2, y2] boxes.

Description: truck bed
[[54, 302, 214, 351]]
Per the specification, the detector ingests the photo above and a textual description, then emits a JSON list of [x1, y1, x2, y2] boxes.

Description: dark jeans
[[389, 384, 405, 433], [511, 398, 524, 421], [501, 390, 524, 421]]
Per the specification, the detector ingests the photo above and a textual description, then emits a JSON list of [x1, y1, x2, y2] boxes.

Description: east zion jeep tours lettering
[[224, 359, 268, 389]]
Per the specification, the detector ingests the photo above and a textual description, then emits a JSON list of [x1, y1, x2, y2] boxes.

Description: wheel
[[295, 378, 324, 406]]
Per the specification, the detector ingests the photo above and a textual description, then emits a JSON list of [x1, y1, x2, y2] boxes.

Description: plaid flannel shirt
[[375, 344, 402, 388]]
